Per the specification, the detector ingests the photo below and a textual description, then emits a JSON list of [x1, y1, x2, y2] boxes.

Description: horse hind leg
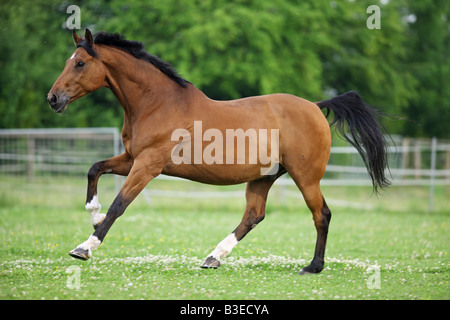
[[287, 167, 331, 274], [299, 185, 331, 274], [200, 178, 275, 268]]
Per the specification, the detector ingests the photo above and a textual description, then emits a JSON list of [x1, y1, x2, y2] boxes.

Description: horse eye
[[76, 61, 85, 68]]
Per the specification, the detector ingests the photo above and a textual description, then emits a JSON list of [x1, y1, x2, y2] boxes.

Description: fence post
[[401, 137, 410, 179], [414, 140, 421, 179], [27, 135, 35, 182], [446, 148, 450, 194], [429, 137, 437, 213]]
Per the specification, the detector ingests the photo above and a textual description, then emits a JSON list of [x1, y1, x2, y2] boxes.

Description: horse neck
[[98, 45, 187, 119]]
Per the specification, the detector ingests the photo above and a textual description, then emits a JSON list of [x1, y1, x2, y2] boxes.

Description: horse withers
[[47, 29, 390, 274]]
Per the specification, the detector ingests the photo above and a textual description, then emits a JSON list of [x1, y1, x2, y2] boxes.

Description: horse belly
[[162, 162, 265, 185]]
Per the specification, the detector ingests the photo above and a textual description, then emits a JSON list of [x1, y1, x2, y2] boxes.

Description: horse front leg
[[85, 153, 133, 229], [70, 157, 161, 260]]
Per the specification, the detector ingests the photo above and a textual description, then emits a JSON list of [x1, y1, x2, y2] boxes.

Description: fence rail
[[0, 128, 121, 195], [1, 128, 449, 211]]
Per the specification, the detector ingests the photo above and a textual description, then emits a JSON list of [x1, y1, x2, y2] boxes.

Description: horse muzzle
[[47, 92, 70, 113]]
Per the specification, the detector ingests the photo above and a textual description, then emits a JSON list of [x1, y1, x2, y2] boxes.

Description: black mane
[[93, 32, 189, 88]]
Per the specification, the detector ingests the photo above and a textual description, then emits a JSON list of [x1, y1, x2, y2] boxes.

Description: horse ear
[[84, 29, 94, 46], [72, 29, 82, 46]]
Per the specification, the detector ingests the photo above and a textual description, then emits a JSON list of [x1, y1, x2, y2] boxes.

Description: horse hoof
[[298, 268, 313, 275], [69, 247, 91, 261], [200, 256, 221, 269], [298, 264, 323, 275]]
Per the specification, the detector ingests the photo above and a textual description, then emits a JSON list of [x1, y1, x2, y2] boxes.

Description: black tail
[[317, 91, 391, 193]]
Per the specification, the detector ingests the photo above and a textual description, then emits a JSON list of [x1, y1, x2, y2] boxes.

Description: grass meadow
[[0, 175, 449, 300]]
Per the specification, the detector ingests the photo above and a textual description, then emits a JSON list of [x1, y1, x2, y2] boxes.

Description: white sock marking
[[85, 195, 105, 226], [208, 233, 239, 261], [77, 235, 101, 253]]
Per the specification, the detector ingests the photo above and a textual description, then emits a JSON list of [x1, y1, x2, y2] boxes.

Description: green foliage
[[0, 0, 448, 138], [402, 0, 450, 138]]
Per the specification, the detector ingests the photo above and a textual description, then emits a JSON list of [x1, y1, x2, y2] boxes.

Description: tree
[[402, 0, 450, 138], [0, 0, 448, 138]]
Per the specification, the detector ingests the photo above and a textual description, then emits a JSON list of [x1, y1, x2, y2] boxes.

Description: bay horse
[[47, 29, 390, 274]]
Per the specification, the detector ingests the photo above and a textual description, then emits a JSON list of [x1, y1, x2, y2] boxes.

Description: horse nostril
[[50, 94, 57, 103], [47, 94, 58, 107]]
